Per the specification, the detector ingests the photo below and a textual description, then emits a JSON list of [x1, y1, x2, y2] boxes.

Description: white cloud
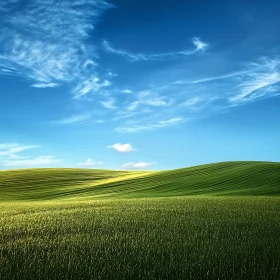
[[95, 119, 104, 123], [122, 162, 156, 169], [0, 0, 112, 97], [157, 117, 185, 126], [113, 108, 152, 121], [138, 91, 172, 107], [0, 143, 40, 158], [32, 82, 59, 88], [108, 143, 136, 153], [1, 156, 62, 167], [115, 117, 185, 133], [0, 143, 17, 150], [155, 57, 280, 115], [56, 114, 91, 124], [77, 158, 103, 167], [101, 98, 116, 109], [126, 90, 172, 112], [73, 78, 111, 99], [145, 97, 171, 106], [229, 58, 280, 103], [108, 71, 118, 77], [121, 89, 133, 94], [173, 70, 251, 85], [103, 37, 208, 61], [126, 101, 140, 111], [0, 142, 62, 168], [192, 37, 208, 52], [182, 97, 203, 107]]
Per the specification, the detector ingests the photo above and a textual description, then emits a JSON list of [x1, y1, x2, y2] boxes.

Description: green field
[[0, 161, 280, 279]]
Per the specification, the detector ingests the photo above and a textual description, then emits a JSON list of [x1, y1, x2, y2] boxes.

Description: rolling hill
[[1, 161, 280, 201], [1, 161, 280, 279]]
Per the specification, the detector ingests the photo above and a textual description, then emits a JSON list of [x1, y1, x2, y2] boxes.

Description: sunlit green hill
[[1, 161, 279, 201]]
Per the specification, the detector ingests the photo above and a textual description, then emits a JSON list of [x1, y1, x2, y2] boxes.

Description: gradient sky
[[1, 0, 280, 170]]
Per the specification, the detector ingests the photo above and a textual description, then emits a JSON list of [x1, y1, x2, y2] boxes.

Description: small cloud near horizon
[[122, 162, 156, 169], [77, 158, 103, 167]]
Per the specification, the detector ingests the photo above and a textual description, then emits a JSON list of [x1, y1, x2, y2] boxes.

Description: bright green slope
[[1, 161, 280, 201]]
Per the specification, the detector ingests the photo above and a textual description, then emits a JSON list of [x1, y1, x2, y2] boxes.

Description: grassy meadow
[[0, 161, 280, 279]]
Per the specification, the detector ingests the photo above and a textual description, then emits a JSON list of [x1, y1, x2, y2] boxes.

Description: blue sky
[[1, 0, 280, 170]]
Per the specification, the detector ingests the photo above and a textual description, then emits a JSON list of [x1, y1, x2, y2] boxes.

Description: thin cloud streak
[[77, 158, 103, 167], [0, 142, 62, 168], [2, 156, 63, 167], [55, 114, 92, 124], [115, 117, 185, 133], [126, 90, 173, 112], [103, 37, 208, 61], [173, 70, 251, 85], [122, 162, 156, 169], [0, 143, 40, 159]]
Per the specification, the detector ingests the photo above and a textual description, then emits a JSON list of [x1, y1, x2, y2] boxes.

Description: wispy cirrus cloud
[[182, 97, 204, 107], [0, 0, 112, 96], [112, 57, 280, 134], [2, 1, 278, 136], [0, 142, 62, 168], [73, 78, 111, 99], [103, 37, 208, 61], [92, 56, 279, 134], [55, 114, 92, 124], [101, 98, 116, 109], [126, 90, 173, 112], [229, 58, 280, 104], [55, 114, 105, 125], [115, 117, 185, 133], [2, 156, 62, 167], [0, 143, 40, 159], [170, 57, 280, 105], [172, 70, 251, 85]]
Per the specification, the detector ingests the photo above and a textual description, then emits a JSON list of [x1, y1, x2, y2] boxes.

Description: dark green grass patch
[[1, 197, 280, 279]]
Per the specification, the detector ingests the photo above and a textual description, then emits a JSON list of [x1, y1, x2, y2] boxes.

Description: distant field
[[0, 162, 280, 279], [1, 161, 280, 201]]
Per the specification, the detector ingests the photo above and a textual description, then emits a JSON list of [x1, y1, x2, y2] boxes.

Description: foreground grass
[[1, 197, 280, 279]]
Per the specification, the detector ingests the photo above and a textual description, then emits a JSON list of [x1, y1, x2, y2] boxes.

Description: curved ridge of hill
[[0, 161, 280, 201]]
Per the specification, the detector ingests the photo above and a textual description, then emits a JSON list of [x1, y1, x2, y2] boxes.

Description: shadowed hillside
[[0, 161, 280, 201]]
